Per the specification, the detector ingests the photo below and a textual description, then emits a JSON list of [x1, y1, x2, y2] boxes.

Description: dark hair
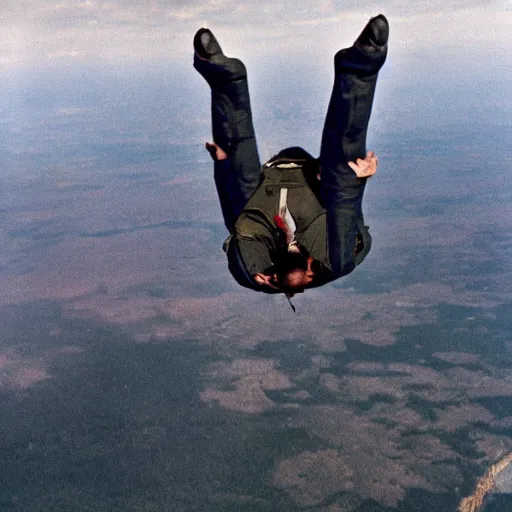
[[272, 246, 311, 293]]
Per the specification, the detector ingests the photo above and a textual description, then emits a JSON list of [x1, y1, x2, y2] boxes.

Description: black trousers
[[194, 53, 261, 231], [193, 37, 386, 235]]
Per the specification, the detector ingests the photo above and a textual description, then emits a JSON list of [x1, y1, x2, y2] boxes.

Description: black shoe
[[354, 14, 389, 52], [193, 28, 246, 85], [193, 28, 223, 60]]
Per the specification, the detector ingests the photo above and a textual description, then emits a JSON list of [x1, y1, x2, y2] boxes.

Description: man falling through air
[[193, 15, 389, 297]]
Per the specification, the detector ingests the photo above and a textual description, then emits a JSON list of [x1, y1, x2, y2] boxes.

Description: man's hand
[[348, 150, 378, 178], [205, 142, 228, 161], [254, 273, 280, 291]]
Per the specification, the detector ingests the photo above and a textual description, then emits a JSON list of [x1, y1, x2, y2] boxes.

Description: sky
[[2, 0, 512, 71], [2, 0, 512, 168]]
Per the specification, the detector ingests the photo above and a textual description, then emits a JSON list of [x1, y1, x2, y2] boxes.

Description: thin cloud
[[1, 0, 511, 68], [55, 107, 90, 116]]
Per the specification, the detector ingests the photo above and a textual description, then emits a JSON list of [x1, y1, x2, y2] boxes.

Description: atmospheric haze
[[1, 2, 512, 511]]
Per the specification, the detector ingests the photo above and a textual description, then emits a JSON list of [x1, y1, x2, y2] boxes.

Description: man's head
[[254, 247, 317, 296], [274, 250, 315, 296]]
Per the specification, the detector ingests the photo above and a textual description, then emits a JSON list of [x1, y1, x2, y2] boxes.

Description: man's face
[[253, 257, 315, 295], [277, 265, 314, 296]]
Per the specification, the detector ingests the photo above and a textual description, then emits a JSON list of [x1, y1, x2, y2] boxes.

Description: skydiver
[[193, 15, 389, 297]]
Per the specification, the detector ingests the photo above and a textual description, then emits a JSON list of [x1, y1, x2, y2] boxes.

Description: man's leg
[[319, 15, 389, 276], [320, 15, 388, 200], [193, 29, 261, 231]]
